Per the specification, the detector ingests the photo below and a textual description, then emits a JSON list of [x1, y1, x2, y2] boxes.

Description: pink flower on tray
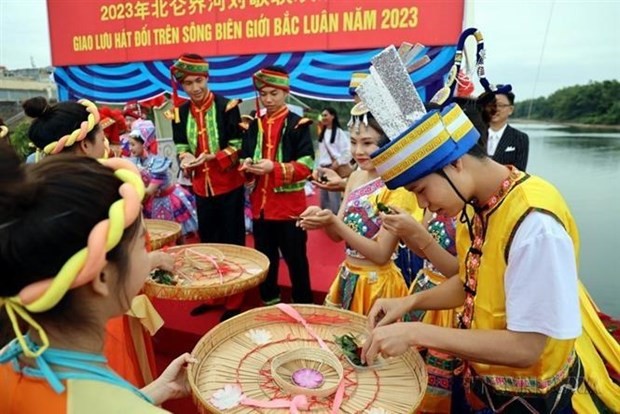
[[292, 368, 325, 389]]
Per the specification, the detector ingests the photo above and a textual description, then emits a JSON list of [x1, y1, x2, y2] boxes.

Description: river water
[[513, 122, 620, 317]]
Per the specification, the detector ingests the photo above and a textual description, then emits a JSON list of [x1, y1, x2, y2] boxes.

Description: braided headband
[[0, 125, 8, 139], [43, 99, 101, 155], [0, 157, 145, 357], [253, 69, 290, 91]]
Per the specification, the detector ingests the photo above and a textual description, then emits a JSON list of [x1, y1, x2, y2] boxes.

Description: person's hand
[[312, 168, 346, 192], [380, 206, 424, 238], [244, 159, 274, 175], [180, 152, 211, 169], [298, 208, 336, 230], [142, 353, 197, 405], [366, 296, 412, 330], [299, 205, 322, 218], [149, 251, 175, 272], [361, 322, 418, 365], [179, 152, 195, 169]]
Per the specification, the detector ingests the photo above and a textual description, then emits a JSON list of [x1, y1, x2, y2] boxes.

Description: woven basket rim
[[270, 348, 344, 398], [145, 219, 182, 250], [144, 243, 269, 301], [188, 304, 428, 413]]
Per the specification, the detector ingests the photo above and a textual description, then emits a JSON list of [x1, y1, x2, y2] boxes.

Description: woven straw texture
[[144, 243, 269, 301], [188, 304, 427, 413], [145, 219, 182, 250], [270, 348, 343, 398]]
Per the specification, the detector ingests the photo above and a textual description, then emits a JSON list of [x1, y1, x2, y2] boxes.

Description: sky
[[0, 0, 618, 100]]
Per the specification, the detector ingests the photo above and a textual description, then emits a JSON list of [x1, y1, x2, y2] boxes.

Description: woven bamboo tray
[[188, 304, 427, 413], [143, 243, 269, 301], [145, 219, 182, 250]]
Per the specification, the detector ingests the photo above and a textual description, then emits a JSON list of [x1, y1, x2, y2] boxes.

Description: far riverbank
[[512, 118, 620, 132]]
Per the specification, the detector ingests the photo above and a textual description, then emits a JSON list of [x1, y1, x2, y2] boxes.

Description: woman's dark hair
[[475, 92, 497, 127], [128, 133, 144, 145], [22, 97, 101, 152], [453, 97, 489, 148], [352, 112, 389, 147], [318, 107, 342, 144], [0, 141, 140, 329]]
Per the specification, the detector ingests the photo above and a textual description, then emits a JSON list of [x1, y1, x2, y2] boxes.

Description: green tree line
[[513, 80, 620, 125]]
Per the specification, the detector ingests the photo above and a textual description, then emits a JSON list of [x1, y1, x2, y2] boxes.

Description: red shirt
[[188, 94, 244, 197], [249, 106, 308, 220]]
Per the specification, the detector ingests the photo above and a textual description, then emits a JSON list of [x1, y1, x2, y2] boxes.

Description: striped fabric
[[371, 103, 480, 189], [348, 72, 369, 96]]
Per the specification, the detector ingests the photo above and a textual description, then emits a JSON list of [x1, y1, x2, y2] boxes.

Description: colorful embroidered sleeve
[[148, 156, 171, 187], [215, 145, 241, 170], [271, 117, 314, 187], [171, 108, 191, 155], [271, 158, 313, 186]]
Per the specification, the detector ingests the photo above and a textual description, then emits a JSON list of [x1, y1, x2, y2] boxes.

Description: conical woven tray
[[188, 304, 427, 413], [144, 243, 269, 301], [145, 219, 182, 250]]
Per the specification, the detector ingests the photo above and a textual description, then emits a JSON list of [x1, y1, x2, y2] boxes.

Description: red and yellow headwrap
[[252, 68, 290, 92], [252, 68, 290, 121], [169, 55, 210, 123]]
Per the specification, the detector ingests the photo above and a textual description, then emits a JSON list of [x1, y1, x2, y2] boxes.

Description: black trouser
[[195, 186, 245, 246], [252, 218, 313, 304]]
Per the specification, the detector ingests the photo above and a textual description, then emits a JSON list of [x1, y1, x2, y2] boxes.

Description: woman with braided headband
[[0, 141, 193, 413], [23, 96, 107, 158], [19, 96, 169, 390]]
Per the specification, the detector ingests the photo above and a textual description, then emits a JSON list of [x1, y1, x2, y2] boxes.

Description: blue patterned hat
[[371, 103, 480, 189]]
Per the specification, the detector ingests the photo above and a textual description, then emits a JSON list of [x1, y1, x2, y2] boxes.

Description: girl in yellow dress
[[299, 105, 422, 315]]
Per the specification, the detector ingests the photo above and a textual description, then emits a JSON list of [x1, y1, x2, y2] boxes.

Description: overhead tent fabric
[[54, 46, 456, 103]]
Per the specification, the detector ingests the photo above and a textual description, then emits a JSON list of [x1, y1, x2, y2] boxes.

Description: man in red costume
[[240, 66, 314, 305], [170, 53, 245, 317]]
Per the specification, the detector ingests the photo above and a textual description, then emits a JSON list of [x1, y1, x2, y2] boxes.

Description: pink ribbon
[[241, 395, 309, 414], [275, 303, 345, 414], [276, 303, 328, 349], [188, 248, 224, 283]]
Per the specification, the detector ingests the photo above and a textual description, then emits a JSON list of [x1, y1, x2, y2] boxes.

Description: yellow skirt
[[572, 281, 620, 413], [405, 268, 458, 414], [325, 260, 408, 316]]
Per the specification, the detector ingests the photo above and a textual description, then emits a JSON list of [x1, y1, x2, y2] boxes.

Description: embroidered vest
[[456, 172, 579, 394]]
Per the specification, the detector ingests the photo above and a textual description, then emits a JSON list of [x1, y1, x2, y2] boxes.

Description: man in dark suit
[[482, 89, 529, 171]]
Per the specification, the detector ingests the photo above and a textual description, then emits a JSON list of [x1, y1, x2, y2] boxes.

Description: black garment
[[172, 94, 242, 153], [490, 125, 529, 171], [195, 186, 245, 246], [240, 111, 314, 163], [252, 219, 313, 304], [172, 94, 245, 246]]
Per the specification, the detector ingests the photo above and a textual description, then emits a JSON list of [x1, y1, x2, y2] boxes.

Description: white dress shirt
[[487, 124, 508, 156], [316, 128, 351, 167]]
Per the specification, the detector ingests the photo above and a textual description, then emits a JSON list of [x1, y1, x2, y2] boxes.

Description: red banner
[[47, 0, 464, 66]]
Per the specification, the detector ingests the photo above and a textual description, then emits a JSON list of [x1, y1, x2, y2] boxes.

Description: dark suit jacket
[[491, 124, 529, 171]]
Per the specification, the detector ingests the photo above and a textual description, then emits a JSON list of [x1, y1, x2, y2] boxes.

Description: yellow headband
[[0, 157, 145, 357], [0, 125, 8, 139], [43, 99, 101, 155]]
